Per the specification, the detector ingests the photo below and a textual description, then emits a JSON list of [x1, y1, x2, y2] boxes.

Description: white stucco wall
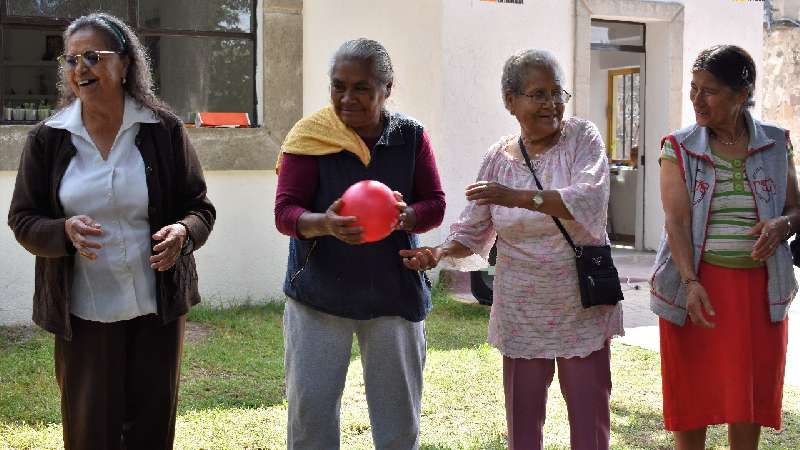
[[681, 0, 764, 124], [437, 0, 575, 230], [302, 0, 444, 142]]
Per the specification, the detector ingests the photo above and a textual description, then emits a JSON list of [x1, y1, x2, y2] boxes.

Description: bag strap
[[517, 136, 580, 255]]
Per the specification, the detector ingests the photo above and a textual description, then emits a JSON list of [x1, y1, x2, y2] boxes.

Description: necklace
[[711, 127, 745, 146]]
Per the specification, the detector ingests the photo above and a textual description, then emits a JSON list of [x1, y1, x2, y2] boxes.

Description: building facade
[[0, 0, 766, 324]]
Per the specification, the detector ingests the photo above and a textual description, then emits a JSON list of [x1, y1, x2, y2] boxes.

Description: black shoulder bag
[[518, 137, 624, 309]]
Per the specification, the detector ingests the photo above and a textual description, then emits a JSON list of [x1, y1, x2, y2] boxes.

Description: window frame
[[606, 66, 640, 166], [590, 19, 646, 53], [0, 0, 258, 125]]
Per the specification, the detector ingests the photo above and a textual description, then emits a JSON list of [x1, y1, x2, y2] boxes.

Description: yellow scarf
[[275, 105, 371, 173]]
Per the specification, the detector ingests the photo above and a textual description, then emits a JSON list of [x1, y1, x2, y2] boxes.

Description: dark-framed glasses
[[518, 89, 572, 105], [57, 50, 119, 69]]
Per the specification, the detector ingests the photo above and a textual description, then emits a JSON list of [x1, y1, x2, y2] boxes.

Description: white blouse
[[49, 97, 160, 323]]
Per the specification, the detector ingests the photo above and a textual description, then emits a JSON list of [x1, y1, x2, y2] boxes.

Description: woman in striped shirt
[[654, 45, 799, 450]]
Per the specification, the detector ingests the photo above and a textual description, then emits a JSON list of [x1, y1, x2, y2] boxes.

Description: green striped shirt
[[660, 140, 770, 269]]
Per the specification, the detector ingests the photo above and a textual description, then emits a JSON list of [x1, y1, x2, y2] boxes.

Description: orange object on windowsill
[[195, 112, 251, 128]]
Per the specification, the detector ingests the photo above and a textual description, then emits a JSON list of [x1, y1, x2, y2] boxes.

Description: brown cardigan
[[8, 111, 216, 340]]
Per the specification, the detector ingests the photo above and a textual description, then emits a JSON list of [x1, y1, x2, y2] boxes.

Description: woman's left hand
[[749, 217, 790, 261], [466, 181, 523, 207], [150, 223, 188, 271], [393, 191, 416, 231]]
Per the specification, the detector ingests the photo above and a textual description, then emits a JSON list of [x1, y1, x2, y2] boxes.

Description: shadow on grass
[[421, 433, 507, 450], [610, 400, 800, 449], [610, 402, 672, 449]]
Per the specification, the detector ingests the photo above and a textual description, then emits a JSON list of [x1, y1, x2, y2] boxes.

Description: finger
[[393, 191, 404, 202], [694, 311, 715, 328], [747, 221, 766, 236], [153, 236, 178, 253], [78, 250, 98, 260], [699, 294, 716, 317], [466, 181, 490, 190], [336, 225, 364, 236], [689, 301, 715, 328], [330, 214, 359, 225], [465, 185, 492, 196], [75, 222, 103, 236], [150, 250, 178, 270], [74, 237, 102, 250], [152, 226, 172, 241], [328, 198, 344, 213], [403, 256, 425, 271], [399, 248, 427, 257]]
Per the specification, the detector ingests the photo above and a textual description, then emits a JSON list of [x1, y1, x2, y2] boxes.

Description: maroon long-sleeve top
[[275, 130, 445, 237]]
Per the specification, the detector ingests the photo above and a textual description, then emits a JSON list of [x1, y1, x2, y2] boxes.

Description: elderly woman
[[7, 13, 215, 450], [401, 49, 621, 449], [652, 45, 797, 449], [274, 38, 445, 449]]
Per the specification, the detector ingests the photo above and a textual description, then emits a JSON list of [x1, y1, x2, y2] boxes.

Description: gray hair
[[57, 13, 170, 114], [501, 49, 564, 105], [329, 38, 394, 94]]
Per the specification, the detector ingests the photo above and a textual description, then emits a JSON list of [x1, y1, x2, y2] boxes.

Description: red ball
[[339, 180, 399, 243]]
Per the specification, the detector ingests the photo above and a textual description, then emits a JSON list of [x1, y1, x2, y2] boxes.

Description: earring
[[122, 77, 127, 85]]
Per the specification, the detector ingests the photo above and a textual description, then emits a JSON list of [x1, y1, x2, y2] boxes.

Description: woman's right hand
[[685, 281, 715, 328], [65, 215, 103, 260], [399, 246, 443, 271], [325, 198, 364, 245]]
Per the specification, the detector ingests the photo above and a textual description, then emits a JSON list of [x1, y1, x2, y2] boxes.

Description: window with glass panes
[[1, 0, 257, 125]]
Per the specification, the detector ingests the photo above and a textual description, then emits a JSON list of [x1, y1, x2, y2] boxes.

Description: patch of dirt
[[0, 325, 39, 348], [184, 321, 213, 345]]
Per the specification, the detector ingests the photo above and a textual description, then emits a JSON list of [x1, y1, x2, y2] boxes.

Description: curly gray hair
[[57, 13, 170, 114], [501, 49, 564, 108]]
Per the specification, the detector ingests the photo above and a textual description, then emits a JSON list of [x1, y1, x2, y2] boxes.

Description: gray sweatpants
[[283, 298, 426, 450]]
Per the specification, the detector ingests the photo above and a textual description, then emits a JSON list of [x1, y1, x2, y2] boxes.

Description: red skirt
[[659, 262, 788, 431]]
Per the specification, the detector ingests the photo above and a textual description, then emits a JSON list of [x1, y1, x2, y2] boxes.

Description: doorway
[[589, 19, 645, 248]]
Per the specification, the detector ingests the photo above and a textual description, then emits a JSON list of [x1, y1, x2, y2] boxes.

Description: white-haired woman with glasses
[[401, 49, 621, 449], [8, 13, 215, 450]]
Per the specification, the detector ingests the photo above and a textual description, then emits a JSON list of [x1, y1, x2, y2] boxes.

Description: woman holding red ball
[[274, 38, 445, 449]]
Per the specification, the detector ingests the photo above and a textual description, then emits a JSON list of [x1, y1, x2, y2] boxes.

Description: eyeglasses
[[517, 89, 572, 105], [57, 50, 118, 69]]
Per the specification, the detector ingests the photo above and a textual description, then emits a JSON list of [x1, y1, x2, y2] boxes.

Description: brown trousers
[[54, 314, 185, 450]]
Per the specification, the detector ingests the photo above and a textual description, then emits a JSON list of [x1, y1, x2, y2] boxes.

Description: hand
[[325, 198, 364, 245], [393, 191, 416, 231], [749, 217, 789, 261], [399, 246, 443, 271], [465, 181, 524, 207], [64, 215, 103, 260], [150, 223, 187, 271], [685, 281, 715, 328]]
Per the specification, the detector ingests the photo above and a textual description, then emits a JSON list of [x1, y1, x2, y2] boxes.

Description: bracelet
[[681, 277, 699, 287], [784, 215, 793, 240]]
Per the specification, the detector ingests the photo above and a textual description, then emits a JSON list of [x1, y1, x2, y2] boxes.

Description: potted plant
[[24, 102, 37, 121], [37, 101, 50, 121], [12, 105, 26, 121]]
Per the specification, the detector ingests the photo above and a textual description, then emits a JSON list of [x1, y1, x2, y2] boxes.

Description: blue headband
[[99, 17, 127, 51]]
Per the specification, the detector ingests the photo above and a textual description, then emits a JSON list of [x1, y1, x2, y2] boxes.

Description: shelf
[[2, 61, 59, 68], [4, 94, 58, 100]]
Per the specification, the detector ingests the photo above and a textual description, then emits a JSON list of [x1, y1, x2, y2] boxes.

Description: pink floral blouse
[[445, 117, 624, 359]]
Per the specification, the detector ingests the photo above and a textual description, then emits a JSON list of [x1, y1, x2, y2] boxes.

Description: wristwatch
[[531, 191, 544, 210]]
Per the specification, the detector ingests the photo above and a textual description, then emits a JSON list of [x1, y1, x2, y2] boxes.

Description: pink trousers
[[503, 342, 611, 450]]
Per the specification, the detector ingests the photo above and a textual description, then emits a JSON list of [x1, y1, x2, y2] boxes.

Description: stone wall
[[763, 26, 800, 138]]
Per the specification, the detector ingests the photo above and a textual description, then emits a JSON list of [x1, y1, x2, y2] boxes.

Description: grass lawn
[[1, 288, 799, 449]]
